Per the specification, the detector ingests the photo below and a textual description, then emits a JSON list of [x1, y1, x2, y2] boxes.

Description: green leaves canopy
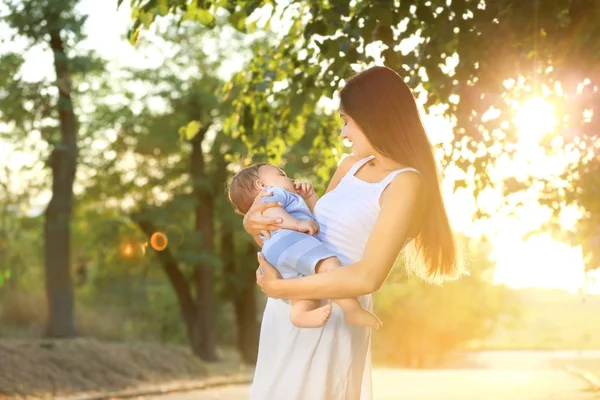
[[127, 0, 600, 271]]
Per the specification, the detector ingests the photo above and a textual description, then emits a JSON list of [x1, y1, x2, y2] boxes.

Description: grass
[[0, 338, 250, 399], [0, 290, 250, 399], [467, 288, 600, 351]]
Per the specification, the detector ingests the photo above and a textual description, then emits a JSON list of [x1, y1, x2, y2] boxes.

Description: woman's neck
[[368, 152, 404, 172]]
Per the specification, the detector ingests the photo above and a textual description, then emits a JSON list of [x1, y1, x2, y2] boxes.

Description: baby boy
[[228, 163, 381, 329]]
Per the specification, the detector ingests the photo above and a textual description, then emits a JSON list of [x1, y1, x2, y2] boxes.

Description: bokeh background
[[0, 0, 599, 397]]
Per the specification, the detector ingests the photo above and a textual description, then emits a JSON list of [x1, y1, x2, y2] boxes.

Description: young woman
[[243, 66, 459, 400]]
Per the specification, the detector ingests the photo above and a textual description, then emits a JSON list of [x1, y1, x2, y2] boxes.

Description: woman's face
[[340, 111, 374, 158]]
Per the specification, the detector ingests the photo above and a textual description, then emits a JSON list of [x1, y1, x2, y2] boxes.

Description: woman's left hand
[[256, 252, 282, 298]]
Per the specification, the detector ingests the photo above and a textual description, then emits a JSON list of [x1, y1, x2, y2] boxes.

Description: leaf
[[303, 19, 327, 40], [179, 120, 202, 141], [140, 10, 155, 29], [371, 5, 393, 27], [289, 95, 305, 118], [228, 10, 246, 32], [187, 0, 198, 16], [197, 9, 216, 27], [157, 0, 169, 16]]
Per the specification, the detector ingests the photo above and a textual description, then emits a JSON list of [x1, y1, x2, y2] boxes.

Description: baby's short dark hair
[[227, 163, 269, 215]]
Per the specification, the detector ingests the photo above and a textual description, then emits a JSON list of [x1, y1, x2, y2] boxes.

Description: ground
[[145, 351, 600, 400], [144, 369, 598, 400], [1, 339, 599, 400], [0, 339, 249, 399]]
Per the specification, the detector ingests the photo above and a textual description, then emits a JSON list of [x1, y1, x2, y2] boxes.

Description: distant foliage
[[373, 237, 519, 367]]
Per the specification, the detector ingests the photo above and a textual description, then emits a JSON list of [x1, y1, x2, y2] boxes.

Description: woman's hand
[[243, 190, 283, 241], [256, 252, 282, 298]]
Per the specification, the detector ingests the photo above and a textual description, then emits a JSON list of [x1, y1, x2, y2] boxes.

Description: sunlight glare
[[513, 98, 557, 146]]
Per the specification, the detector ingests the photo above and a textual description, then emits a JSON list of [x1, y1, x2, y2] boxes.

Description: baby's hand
[[295, 181, 316, 200], [297, 219, 320, 235]]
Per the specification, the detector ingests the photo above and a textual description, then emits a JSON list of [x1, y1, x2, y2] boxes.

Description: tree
[[126, 0, 600, 271], [1, 0, 105, 337], [79, 24, 269, 361], [95, 63, 223, 360], [0, 160, 44, 292]]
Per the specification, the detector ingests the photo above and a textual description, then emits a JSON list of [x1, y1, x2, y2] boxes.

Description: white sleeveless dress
[[250, 156, 420, 400]]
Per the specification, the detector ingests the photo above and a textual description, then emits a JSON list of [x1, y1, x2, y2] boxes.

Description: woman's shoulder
[[337, 155, 362, 174], [326, 155, 362, 193]]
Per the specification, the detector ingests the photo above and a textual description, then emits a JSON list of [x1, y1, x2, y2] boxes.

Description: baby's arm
[[263, 206, 319, 234], [304, 193, 318, 212], [259, 186, 319, 235], [261, 206, 302, 231], [295, 182, 318, 212]]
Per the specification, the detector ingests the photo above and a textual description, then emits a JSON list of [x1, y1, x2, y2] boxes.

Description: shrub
[[372, 237, 519, 368]]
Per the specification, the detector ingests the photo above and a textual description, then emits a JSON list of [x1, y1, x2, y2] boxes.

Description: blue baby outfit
[[260, 187, 338, 279]]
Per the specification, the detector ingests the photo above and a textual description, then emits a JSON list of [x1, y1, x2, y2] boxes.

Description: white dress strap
[[379, 167, 421, 189], [346, 155, 375, 177]]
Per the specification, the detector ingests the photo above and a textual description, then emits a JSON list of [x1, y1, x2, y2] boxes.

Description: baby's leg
[[316, 257, 382, 329], [290, 299, 332, 328]]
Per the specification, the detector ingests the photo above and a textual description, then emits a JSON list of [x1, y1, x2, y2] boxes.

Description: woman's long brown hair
[[340, 66, 459, 278]]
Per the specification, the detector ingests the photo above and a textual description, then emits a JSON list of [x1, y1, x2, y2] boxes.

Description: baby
[[228, 162, 381, 329]]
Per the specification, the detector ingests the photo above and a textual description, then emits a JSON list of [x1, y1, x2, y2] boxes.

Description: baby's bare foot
[[291, 304, 332, 328], [345, 308, 382, 330]]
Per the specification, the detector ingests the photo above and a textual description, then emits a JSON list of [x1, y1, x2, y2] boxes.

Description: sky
[[1, 0, 597, 294]]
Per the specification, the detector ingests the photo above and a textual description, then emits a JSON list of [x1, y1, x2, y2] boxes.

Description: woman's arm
[[242, 155, 360, 244], [257, 171, 424, 299]]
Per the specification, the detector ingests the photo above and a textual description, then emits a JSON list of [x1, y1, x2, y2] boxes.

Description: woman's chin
[[352, 148, 367, 158]]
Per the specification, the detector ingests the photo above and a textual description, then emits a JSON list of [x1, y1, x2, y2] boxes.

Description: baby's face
[[258, 165, 296, 193]]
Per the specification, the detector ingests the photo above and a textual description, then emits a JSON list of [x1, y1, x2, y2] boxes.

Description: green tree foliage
[[1, 3, 345, 361], [1, 0, 105, 336], [80, 27, 226, 361], [128, 0, 600, 271], [373, 237, 518, 367], [76, 23, 289, 361], [98, 23, 343, 361]]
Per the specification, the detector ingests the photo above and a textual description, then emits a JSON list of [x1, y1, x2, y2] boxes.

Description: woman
[[243, 66, 459, 400]]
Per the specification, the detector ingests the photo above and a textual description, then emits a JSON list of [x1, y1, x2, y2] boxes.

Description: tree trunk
[[135, 219, 199, 347], [233, 242, 259, 364], [44, 25, 77, 337], [190, 133, 218, 361], [222, 220, 259, 364]]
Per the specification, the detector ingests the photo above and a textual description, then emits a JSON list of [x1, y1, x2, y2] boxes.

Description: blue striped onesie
[[260, 187, 338, 279]]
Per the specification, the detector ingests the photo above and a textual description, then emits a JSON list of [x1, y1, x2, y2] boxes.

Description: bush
[[0, 289, 125, 340], [372, 237, 519, 368]]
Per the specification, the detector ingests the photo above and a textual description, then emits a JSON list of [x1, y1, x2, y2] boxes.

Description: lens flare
[[123, 243, 134, 257], [150, 232, 168, 251]]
